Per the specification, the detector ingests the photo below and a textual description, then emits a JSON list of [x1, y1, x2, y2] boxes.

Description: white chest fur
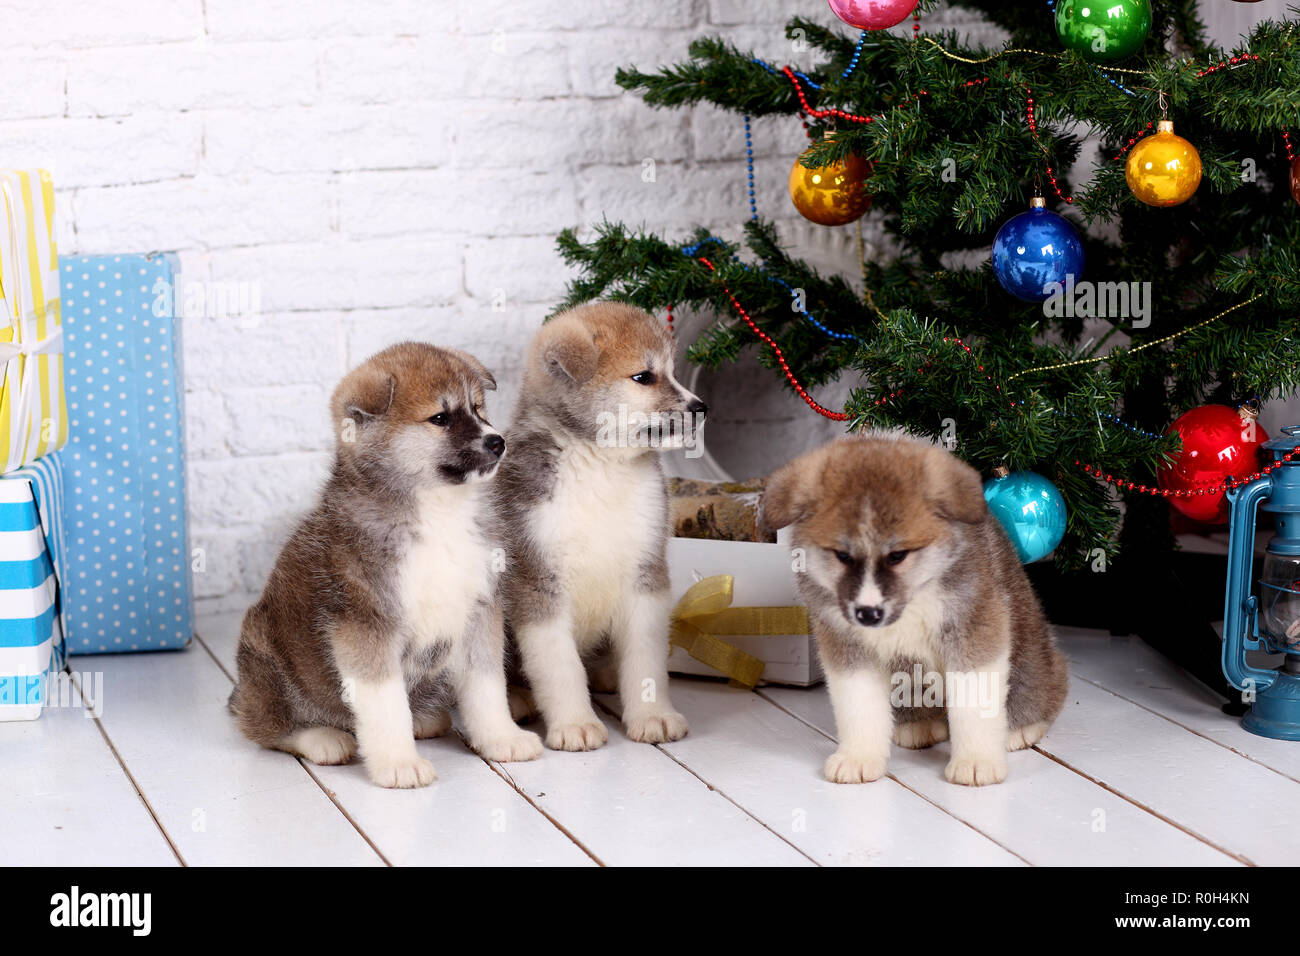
[[867, 589, 947, 670], [528, 444, 663, 642], [398, 485, 492, 647]]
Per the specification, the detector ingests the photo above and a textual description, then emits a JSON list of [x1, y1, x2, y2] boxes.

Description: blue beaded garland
[[840, 31, 867, 81], [991, 201, 1085, 302], [744, 116, 758, 221], [983, 471, 1068, 563]]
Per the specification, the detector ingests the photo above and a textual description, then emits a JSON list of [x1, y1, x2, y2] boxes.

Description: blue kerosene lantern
[[1223, 426, 1300, 739]]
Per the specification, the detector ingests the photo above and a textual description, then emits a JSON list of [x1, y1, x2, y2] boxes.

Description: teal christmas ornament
[[991, 197, 1085, 303], [983, 469, 1067, 563], [1055, 0, 1151, 64]]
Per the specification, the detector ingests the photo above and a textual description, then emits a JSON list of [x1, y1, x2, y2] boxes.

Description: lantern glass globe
[[1259, 551, 1300, 649]]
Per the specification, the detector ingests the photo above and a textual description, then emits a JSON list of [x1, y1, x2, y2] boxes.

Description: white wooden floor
[[6, 610, 1298, 866]]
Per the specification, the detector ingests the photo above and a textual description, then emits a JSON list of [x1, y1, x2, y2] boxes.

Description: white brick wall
[[0, 0, 1288, 613]]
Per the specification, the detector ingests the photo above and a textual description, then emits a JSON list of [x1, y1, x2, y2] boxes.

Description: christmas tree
[[556, 0, 1300, 573]]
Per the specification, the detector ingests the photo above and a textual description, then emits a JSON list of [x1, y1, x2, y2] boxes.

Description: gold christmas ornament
[[1125, 119, 1202, 207], [788, 145, 872, 226]]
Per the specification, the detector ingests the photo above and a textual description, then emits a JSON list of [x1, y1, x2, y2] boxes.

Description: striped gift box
[[0, 452, 65, 721], [0, 169, 67, 474]]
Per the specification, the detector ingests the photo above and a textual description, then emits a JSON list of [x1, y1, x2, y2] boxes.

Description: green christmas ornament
[[1054, 0, 1151, 63]]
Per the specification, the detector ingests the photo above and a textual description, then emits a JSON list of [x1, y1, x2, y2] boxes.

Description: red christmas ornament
[[1291, 155, 1300, 207], [1157, 404, 1268, 524]]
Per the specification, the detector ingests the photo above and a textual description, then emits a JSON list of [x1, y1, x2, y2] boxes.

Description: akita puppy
[[763, 432, 1069, 786], [230, 343, 542, 788], [496, 302, 708, 750]]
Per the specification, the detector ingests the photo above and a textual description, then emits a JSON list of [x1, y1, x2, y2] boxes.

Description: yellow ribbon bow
[[669, 574, 809, 690]]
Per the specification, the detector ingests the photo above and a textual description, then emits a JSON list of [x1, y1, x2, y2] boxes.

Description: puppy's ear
[[544, 323, 599, 384], [334, 364, 396, 427], [762, 452, 819, 531], [446, 348, 497, 392], [928, 446, 987, 524]]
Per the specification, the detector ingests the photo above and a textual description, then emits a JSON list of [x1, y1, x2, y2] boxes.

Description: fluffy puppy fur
[[495, 302, 707, 751], [763, 432, 1068, 786], [229, 342, 542, 789]]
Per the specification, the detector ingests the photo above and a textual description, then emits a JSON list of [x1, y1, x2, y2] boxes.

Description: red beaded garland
[[783, 66, 932, 125], [1195, 53, 1262, 78], [696, 257, 848, 421], [1025, 89, 1074, 205]]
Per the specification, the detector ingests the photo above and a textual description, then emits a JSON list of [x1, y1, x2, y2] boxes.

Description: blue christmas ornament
[[991, 197, 1085, 302], [983, 469, 1067, 563]]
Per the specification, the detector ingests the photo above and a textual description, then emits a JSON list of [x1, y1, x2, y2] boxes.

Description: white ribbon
[[0, 327, 61, 364]]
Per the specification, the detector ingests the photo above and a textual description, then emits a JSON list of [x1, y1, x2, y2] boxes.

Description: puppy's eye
[[428, 412, 450, 427], [885, 550, 909, 566], [833, 550, 854, 565], [631, 371, 657, 385]]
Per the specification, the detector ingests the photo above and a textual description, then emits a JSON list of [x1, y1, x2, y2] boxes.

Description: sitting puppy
[[230, 343, 542, 788], [496, 302, 707, 750], [762, 432, 1068, 786]]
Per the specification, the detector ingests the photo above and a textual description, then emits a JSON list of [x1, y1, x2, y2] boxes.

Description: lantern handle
[[1283, 425, 1300, 438], [1222, 475, 1279, 694]]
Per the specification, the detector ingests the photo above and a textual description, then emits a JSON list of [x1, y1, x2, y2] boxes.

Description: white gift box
[[666, 534, 823, 687]]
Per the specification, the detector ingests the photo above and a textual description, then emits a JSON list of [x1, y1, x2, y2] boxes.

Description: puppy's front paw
[[545, 720, 609, 752], [824, 749, 889, 784], [368, 756, 438, 789], [285, 727, 357, 765], [624, 710, 689, 744], [475, 728, 544, 763], [1007, 721, 1048, 751], [412, 710, 452, 739], [945, 753, 1007, 787], [894, 718, 948, 749]]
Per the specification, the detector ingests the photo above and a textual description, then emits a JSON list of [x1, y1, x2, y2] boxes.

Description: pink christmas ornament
[[827, 0, 918, 30]]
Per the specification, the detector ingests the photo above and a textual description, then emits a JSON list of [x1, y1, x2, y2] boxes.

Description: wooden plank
[[196, 609, 243, 676], [1038, 677, 1300, 865], [0, 685, 178, 866], [498, 702, 813, 866], [1062, 628, 1300, 782], [198, 611, 592, 866], [762, 683, 1236, 867], [303, 735, 595, 867], [656, 679, 1025, 866], [87, 648, 386, 866]]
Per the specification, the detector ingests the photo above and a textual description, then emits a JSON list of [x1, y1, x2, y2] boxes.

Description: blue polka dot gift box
[[0, 453, 66, 720], [59, 254, 194, 654]]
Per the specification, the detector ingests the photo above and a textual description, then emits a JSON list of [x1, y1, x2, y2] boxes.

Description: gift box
[[0, 452, 66, 720], [0, 169, 68, 474], [667, 535, 823, 688], [60, 254, 194, 653]]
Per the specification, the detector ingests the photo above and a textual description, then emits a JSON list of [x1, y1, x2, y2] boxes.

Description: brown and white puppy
[[229, 342, 542, 788], [495, 302, 707, 750], [763, 432, 1068, 786]]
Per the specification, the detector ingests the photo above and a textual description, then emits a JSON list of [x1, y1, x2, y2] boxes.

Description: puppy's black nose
[[484, 434, 505, 458], [687, 398, 709, 418], [854, 605, 884, 626]]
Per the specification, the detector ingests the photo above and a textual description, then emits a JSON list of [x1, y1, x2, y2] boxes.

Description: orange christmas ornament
[[788, 144, 872, 226], [1125, 119, 1202, 207]]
